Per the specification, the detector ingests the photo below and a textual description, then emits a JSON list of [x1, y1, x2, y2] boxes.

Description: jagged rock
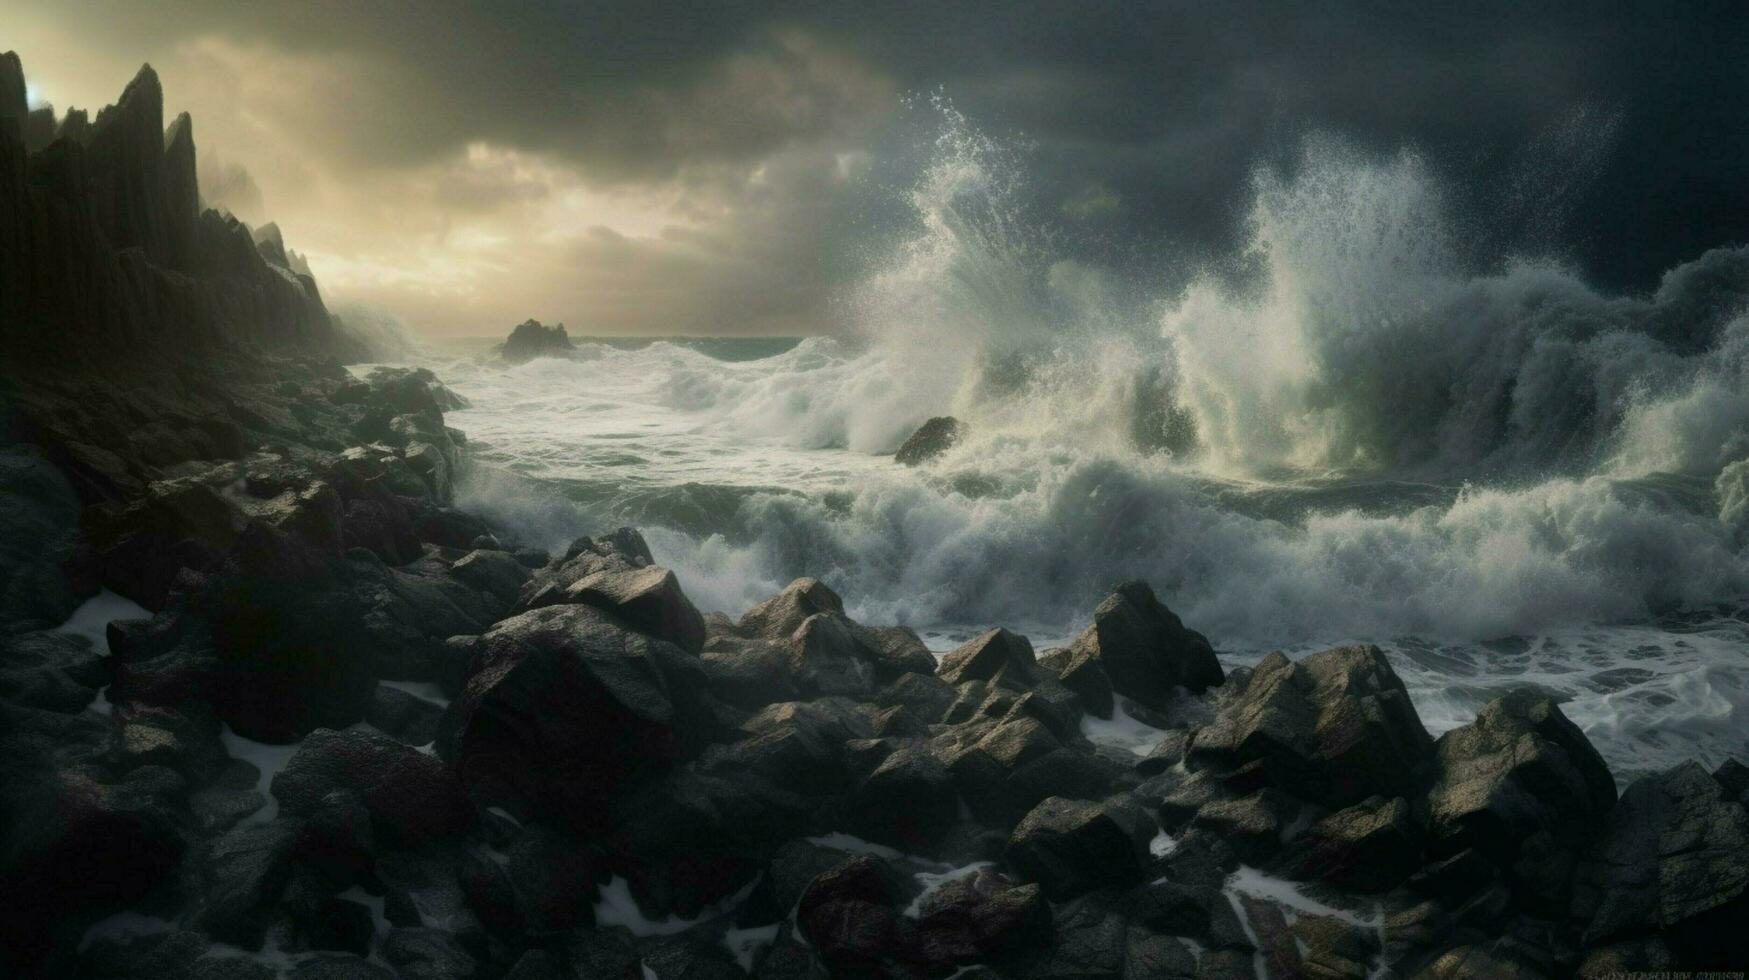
[[22, 105, 55, 152], [785, 612, 882, 696], [1057, 581, 1223, 715], [293, 790, 375, 885], [498, 825, 602, 935], [1189, 644, 1433, 810], [1427, 689, 1615, 896], [198, 819, 303, 946], [1005, 796, 1155, 900], [937, 627, 1039, 686], [642, 939, 745, 980], [381, 927, 478, 980], [504, 950, 566, 980], [0, 446, 84, 633], [913, 866, 1050, 967], [1571, 759, 1749, 966], [796, 855, 908, 972], [289, 955, 396, 980], [366, 683, 444, 746], [0, 765, 186, 970], [0, 51, 25, 138], [563, 562, 707, 655], [201, 522, 380, 741], [894, 416, 966, 465], [1190, 789, 1303, 864], [77, 929, 278, 980], [498, 319, 574, 363], [376, 852, 485, 949], [878, 670, 958, 720], [847, 744, 960, 852], [1277, 794, 1424, 893], [162, 112, 198, 270], [737, 576, 843, 639], [0, 630, 108, 711], [272, 727, 474, 843], [447, 548, 531, 608], [86, 65, 174, 266], [1410, 943, 1549, 979], [599, 700, 875, 919], [699, 640, 803, 709], [1713, 756, 1749, 803], [439, 604, 689, 828]]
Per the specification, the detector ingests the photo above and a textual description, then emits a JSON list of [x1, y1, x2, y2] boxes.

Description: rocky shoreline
[[3, 52, 1747, 980]]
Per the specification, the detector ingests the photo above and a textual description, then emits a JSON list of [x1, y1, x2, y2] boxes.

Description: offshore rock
[[498, 319, 574, 364], [894, 416, 966, 465]]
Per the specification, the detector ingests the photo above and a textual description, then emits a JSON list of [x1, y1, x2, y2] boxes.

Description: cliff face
[[0, 54, 357, 366]]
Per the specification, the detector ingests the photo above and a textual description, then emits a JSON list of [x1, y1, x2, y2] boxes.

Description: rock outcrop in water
[[1, 48, 1746, 980], [497, 318, 575, 364], [895, 416, 967, 465]]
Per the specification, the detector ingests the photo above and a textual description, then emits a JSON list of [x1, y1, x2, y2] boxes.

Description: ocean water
[[401, 118, 1749, 786]]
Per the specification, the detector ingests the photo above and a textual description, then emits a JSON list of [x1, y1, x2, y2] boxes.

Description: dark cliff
[[0, 55, 360, 367]]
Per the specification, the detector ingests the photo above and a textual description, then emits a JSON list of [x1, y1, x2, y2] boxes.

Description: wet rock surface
[[893, 416, 966, 466], [3, 48, 1747, 980]]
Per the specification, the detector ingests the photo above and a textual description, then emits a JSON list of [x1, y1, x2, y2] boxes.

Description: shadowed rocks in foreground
[[2, 46, 1747, 980]]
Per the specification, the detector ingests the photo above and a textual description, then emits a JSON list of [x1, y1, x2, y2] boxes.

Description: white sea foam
[[53, 589, 150, 651], [219, 726, 302, 824], [426, 111, 1749, 783]]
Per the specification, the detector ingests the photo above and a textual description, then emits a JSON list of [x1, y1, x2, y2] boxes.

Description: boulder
[[438, 604, 687, 828], [0, 447, 83, 632], [198, 819, 303, 946], [1058, 581, 1223, 714], [1004, 796, 1155, 900], [894, 416, 967, 466], [1427, 690, 1615, 872], [1410, 943, 1549, 980], [366, 684, 444, 746], [380, 927, 478, 980], [847, 745, 961, 852], [1189, 645, 1433, 810], [289, 955, 397, 980], [1277, 795, 1423, 893], [737, 577, 843, 639], [0, 630, 108, 712], [912, 866, 1050, 967], [937, 627, 1039, 687], [796, 856, 908, 972], [1571, 760, 1749, 967], [0, 767, 186, 970], [563, 563, 706, 655], [446, 549, 530, 608], [272, 727, 474, 843], [201, 522, 379, 742], [500, 825, 602, 935]]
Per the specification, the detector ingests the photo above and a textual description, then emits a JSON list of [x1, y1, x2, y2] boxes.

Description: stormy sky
[[9, 1, 1747, 336]]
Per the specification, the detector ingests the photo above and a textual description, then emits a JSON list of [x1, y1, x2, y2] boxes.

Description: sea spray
[[443, 107, 1749, 781]]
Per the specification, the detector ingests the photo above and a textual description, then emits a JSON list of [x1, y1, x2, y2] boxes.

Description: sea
[[375, 123, 1749, 786]]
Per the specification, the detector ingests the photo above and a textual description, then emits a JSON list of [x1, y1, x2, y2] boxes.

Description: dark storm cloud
[[18, 0, 1747, 334]]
